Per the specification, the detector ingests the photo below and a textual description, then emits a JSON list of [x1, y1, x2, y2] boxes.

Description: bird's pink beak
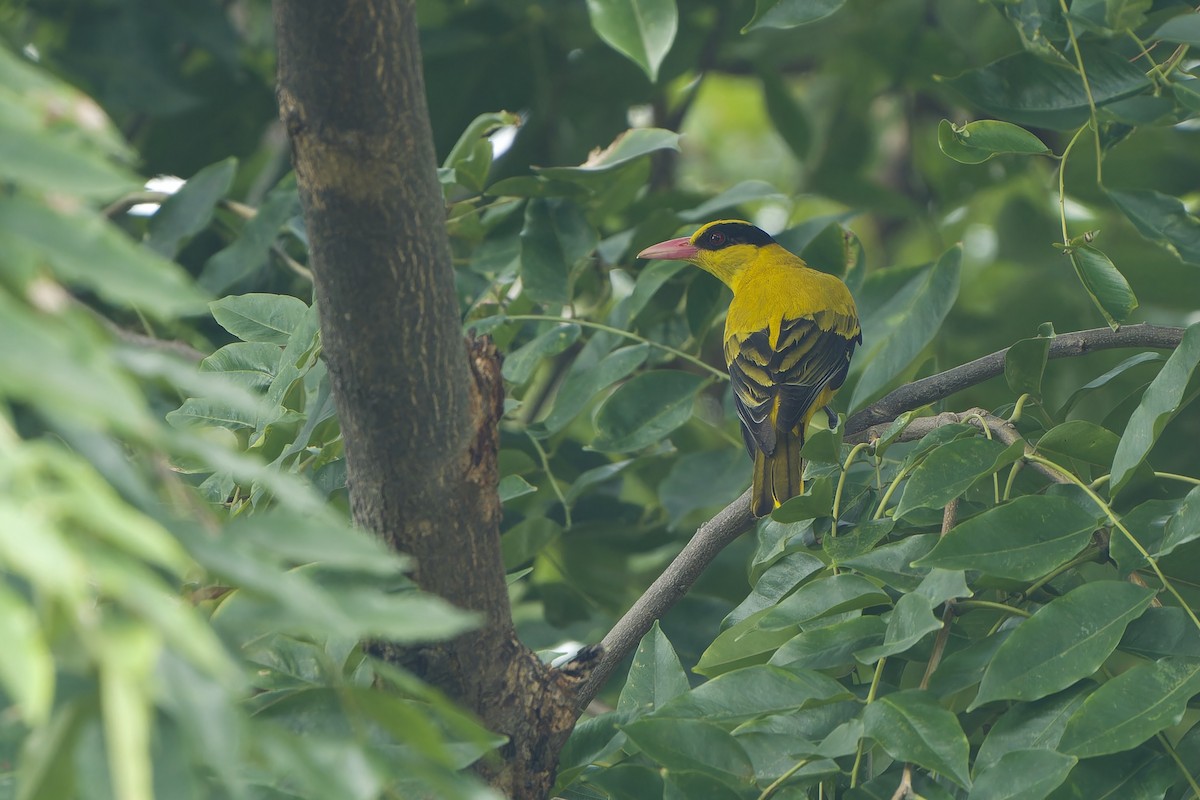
[[637, 236, 698, 261]]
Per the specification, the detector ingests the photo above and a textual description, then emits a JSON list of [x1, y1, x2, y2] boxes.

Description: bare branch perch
[[576, 323, 1185, 709], [845, 324, 1184, 434]]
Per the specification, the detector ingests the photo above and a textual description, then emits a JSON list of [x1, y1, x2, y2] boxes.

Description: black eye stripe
[[694, 223, 776, 250]]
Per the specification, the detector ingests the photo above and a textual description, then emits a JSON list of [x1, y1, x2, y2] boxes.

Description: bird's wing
[[726, 308, 860, 456]]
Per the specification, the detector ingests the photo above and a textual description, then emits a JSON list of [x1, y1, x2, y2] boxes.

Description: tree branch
[[575, 324, 1185, 709], [845, 324, 1184, 434]]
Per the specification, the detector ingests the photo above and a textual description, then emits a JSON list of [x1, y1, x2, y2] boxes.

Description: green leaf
[[585, 0, 678, 82], [941, 45, 1152, 130], [199, 179, 299, 293], [500, 518, 560, 569], [937, 119, 1050, 165], [501, 323, 581, 384], [862, 690, 971, 788], [0, 582, 53, 725], [0, 195, 208, 318], [1107, 188, 1200, 266], [757, 573, 891, 631], [200, 342, 280, 390], [1059, 657, 1200, 758], [1005, 323, 1055, 398], [972, 581, 1155, 708], [1045, 746, 1175, 800], [519, 199, 597, 306], [655, 664, 850, 722], [975, 685, 1091, 774], [0, 106, 137, 199], [1035, 419, 1121, 468], [146, 158, 237, 257], [968, 749, 1076, 800], [591, 370, 706, 451], [824, 518, 894, 564], [849, 245, 961, 409], [535, 128, 681, 181], [770, 615, 887, 670], [620, 717, 754, 784], [743, 0, 847, 32], [914, 495, 1102, 581], [761, 72, 811, 160], [1110, 323, 1200, 496], [1057, 353, 1165, 418], [855, 570, 969, 664], [209, 294, 310, 345], [841, 534, 939, 592], [659, 448, 749, 528], [537, 344, 649, 436], [1153, 12, 1200, 47], [617, 621, 690, 715], [1066, 245, 1138, 330], [1120, 607, 1200, 659], [771, 476, 833, 522], [1108, 498, 1180, 576], [696, 607, 801, 677], [498, 475, 537, 503], [679, 180, 784, 223], [1164, 484, 1200, 555], [896, 437, 1024, 518], [727, 551, 825, 628]]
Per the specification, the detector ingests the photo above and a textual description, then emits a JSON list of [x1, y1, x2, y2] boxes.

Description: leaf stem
[[503, 315, 728, 379], [1027, 452, 1200, 636], [956, 599, 1032, 618], [832, 442, 873, 526], [850, 657, 887, 788], [1157, 729, 1200, 800], [525, 431, 572, 529], [1057, 125, 1088, 246], [757, 757, 813, 800], [1058, 0, 1103, 184]]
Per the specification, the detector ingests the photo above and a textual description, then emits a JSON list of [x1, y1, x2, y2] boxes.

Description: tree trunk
[[272, 2, 581, 795]]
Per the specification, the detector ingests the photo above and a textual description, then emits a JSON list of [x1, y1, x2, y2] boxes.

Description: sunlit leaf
[[586, 0, 678, 82], [937, 119, 1050, 164]]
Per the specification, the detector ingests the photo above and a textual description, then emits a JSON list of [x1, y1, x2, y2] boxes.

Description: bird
[[638, 219, 861, 518]]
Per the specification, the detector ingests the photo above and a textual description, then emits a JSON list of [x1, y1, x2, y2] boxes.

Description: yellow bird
[[638, 220, 861, 518]]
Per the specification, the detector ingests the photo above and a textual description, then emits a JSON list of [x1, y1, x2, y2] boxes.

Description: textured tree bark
[[272, 3, 580, 796]]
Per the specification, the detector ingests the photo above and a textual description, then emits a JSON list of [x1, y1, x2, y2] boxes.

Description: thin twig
[[844, 324, 1185, 434]]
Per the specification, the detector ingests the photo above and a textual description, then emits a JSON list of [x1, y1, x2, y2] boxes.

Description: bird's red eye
[[708, 231, 726, 246]]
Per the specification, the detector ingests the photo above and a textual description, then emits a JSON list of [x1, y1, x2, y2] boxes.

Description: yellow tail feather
[[750, 430, 804, 518]]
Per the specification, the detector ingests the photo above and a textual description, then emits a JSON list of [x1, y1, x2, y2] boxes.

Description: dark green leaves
[[937, 119, 1050, 164], [863, 690, 971, 788], [586, 0, 678, 82], [1152, 12, 1200, 47], [519, 199, 597, 305], [1005, 323, 1055, 397], [1107, 188, 1200, 266], [1110, 323, 1200, 496], [972, 582, 1155, 707], [743, 0, 847, 32], [209, 293, 310, 345], [146, 158, 237, 257], [1065, 244, 1138, 330], [1058, 657, 1200, 757], [592, 371, 707, 451], [849, 245, 962, 409], [915, 495, 1102, 580], [896, 437, 1023, 517], [942, 46, 1152, 130]]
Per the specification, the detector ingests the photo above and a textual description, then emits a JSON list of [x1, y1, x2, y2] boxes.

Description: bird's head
[[637, 219, 778, 286]]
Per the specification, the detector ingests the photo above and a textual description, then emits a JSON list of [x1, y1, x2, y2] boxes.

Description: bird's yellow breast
[[723, 245, 859, 347]]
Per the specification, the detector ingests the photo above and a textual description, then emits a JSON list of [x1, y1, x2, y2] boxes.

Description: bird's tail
[[751, 428, 804, 518]]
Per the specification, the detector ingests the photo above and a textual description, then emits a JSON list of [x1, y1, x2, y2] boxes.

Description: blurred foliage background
[[3, 0, 1200, 797]]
